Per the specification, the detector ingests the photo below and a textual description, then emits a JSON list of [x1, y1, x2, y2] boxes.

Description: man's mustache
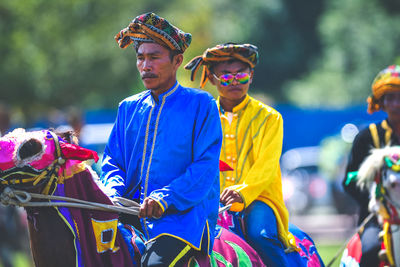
[[141, 73, 158, 79]]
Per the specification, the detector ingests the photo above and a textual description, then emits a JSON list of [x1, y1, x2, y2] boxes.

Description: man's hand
[[139, 197, 164, 219], [220, 188, 243, 205]]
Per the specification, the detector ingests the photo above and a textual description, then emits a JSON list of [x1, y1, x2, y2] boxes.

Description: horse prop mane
[[341, 146, 400, 267]]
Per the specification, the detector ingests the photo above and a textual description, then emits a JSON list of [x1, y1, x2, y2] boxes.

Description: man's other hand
[[139, 197, 164, 219], [220, 188, 243, 205]]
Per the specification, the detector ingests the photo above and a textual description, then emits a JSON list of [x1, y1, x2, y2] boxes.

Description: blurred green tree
[[0, 0, 144, 124], [284, 0, 400, 108]]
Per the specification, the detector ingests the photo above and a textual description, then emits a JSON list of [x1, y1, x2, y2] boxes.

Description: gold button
[[225, 134, 230, 138], [226, 156, 232, 160], [232, 157, 236, 162], [230, 134, 235, 139]]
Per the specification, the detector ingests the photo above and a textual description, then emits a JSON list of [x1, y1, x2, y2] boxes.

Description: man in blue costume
[[100, 12, 222, 266]]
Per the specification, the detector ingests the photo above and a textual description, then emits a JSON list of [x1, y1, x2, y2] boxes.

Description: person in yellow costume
[[185, 43, 292, 267]]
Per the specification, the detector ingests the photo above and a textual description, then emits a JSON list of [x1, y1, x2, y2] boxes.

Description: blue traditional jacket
[[100, 82, 222, 254]]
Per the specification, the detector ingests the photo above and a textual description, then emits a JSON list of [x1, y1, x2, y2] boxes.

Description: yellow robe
[[218, 94, 290, 247]]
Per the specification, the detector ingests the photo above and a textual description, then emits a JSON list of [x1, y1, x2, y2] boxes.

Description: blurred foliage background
[[1, 0, 400, 126]]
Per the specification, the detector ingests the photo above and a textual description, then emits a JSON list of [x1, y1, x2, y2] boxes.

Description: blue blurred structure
[[85, 109, 117, 125], [276, 104, 387, 152]]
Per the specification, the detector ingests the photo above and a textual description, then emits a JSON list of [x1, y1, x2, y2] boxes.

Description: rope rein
[[0, 187, 140, 215], [0, 131, 140, 216], [0, 187, 231, 216]]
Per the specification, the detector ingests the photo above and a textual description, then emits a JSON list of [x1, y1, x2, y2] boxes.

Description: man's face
[[383, 91, 400, 119], [136, 43, 182, 92], [210, 61, 253, 102]]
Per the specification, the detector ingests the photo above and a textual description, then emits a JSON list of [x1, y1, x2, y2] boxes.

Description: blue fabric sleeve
[[149, 98, 222, 211], [100, 103, 127, 198]]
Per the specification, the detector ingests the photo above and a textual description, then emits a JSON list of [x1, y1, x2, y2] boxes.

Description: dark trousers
[[141, 235, 197, 267]]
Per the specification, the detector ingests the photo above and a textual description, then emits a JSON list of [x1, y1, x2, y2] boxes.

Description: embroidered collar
[[218, 94, 250, 114], [150, 81, 180, 104]]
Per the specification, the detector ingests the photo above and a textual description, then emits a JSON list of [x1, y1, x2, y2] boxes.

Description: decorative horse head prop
[[341, 146, 400, 267], [0, 129, 136, 267], [0, 128, 98, 194], [0, 129, 269, 267]]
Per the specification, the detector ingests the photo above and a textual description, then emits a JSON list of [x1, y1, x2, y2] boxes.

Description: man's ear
[[173, 53, 183, 69]]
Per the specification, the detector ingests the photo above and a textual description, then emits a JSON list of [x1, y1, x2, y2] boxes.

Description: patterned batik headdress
[[368, 65, 400, 114], [114, 12, 192, 53], [184, 43, 259, 88]]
